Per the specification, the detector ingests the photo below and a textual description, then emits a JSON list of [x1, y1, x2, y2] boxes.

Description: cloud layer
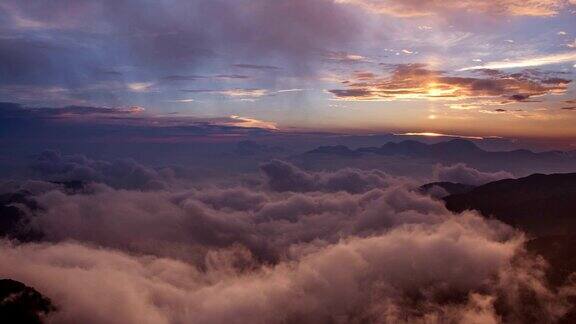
[[0, 156, 573, 323]]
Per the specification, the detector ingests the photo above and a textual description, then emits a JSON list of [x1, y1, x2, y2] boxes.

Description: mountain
[[443, 173, 576, 236], [356, 139, 482, 157], [0, 184, 89, 241], [0, 192, 38, 239], [307, 145, 361, 157], [0, 279, 55, 324], [419, 182, 477, 196], [441, 173, 576, 302], [298, 139, 576, 176], [234, 140, 286, 156], [526, 235, 576, 286]]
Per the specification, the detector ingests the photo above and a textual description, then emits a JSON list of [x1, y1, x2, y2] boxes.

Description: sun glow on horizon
[[395, 132, 487, 140]]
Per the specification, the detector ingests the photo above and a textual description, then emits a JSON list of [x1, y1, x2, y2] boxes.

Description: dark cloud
[[0, 37, 93, 87], [508, 94, 532, 102], [328, 88, 373, 98], [0, 0, 361, 91], [0, 102, 277, 143], [0, 102, 144, 118], [30, 150, 171, 190]]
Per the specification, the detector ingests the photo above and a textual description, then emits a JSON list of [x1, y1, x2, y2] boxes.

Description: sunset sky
[[1, 0, 575, 139]]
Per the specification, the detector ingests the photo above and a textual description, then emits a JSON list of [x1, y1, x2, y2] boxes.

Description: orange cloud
[[229, 115, 278, 130], [335, 0, 571, 17], [328, 64, 571, 102]]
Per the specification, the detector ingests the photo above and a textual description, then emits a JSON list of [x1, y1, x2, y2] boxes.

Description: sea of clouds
[[0, 153, 572, 324]]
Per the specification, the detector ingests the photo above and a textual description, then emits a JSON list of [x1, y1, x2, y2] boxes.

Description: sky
[[0, 0, 575, 140]]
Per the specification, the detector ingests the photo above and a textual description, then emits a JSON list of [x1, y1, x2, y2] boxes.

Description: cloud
[[228, 116, 278, 130], [0, 102, 278, 143], [30, 150, 172, 190], [181, 88, 269, 99], [1, 212, 572, 323], [459, 52, 576, 71], [9, 159, 441, 261], [260, 159, 402, 193], [335, 0, 572, 17], [322, 51, 371, 63], [328, 64, 571, 102], [231, 64, 281, 71], [220, 89, 268, 99], [1, 155, 575, 323], [434, 163, 514, 185], [0, 36, 94, 88], [0, 85, 87, 106], [127, 82, 154, 93], [395, 132, 486, 140], [0, 102, 145, 118], [161, 75, 250, 82], [181, 88, 307, 101], [1, 168, 438, 264], [0, 0, 364, 106], [169, 99, 196, 103]]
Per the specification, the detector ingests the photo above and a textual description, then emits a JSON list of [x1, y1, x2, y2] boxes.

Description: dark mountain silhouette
[[234, 140, 286, 156], [306, 139, 575, 161], [0, 182, 90, 241], [307, 145, 361, 157], [0, 279, 55, 324], [0, 192, 39, 240], [443, 173, 576, 236], [441, 172, 576, 303], [419, 182, 477, 196], [526, 235, 576, 286], [527, 234, 576, 324], [356, 139, 483, 157]]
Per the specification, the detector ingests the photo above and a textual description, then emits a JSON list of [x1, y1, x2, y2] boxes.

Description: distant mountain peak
[[436, 139, 480, 151], [306, 145, 360, 157]]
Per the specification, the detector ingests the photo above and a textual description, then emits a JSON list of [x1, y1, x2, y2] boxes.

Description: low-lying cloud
[[0, 155, 573, 323], [30, 150, 172, 190], [1, 212, 572, 323], [434, 163, 514, 186], [260, 159, 404, 193]]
